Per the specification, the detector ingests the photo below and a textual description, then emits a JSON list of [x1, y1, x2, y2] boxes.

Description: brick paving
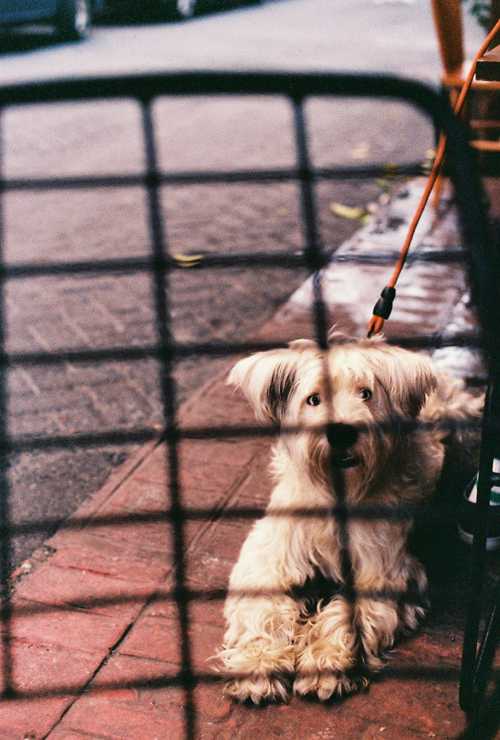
[[1, 182, 498, 738], [4, 93, 430, 568]]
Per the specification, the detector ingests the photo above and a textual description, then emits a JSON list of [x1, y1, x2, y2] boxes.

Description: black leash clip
[[372, 286, 396, 320]]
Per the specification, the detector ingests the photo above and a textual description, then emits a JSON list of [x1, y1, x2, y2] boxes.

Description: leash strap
[[367, 18, 500, 338]]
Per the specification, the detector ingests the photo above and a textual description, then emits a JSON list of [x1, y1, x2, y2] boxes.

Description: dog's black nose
[[326, 422, 359, 449]]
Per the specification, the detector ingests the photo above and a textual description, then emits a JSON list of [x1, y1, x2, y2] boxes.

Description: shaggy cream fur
[[216, 334, 482, 704]]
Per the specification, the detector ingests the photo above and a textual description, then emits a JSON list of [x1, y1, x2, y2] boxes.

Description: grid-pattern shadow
[[0, 72, 499, 737]]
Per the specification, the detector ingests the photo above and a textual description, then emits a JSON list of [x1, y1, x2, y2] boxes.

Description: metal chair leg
[[460, 380, 500, 711]]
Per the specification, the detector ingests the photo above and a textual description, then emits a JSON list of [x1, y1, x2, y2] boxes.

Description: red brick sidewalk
[[0, 183, 495, 739]]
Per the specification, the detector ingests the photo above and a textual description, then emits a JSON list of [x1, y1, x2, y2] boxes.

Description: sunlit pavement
[[3, 178, 495, 737]]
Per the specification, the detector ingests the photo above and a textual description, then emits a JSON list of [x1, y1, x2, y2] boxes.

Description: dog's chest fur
[[267, 428, 445, 588]]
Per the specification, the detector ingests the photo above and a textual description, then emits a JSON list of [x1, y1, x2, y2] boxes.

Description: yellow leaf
[[329, 202, 368, 221], [173, 253, 204, 268]]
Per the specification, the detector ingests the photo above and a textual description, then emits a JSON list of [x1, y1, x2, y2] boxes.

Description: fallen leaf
[[329, 202, 370, 223], [173, 253, 204, 268]]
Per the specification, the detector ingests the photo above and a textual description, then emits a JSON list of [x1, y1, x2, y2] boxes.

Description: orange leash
[[367, 18, 500, 337]]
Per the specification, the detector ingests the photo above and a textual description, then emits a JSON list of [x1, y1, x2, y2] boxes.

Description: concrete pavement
[[1, 181, 496, 739]]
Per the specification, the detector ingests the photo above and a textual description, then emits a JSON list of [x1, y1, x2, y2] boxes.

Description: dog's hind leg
[[355, 596, 401, 672], [355, 556, 428, 671]]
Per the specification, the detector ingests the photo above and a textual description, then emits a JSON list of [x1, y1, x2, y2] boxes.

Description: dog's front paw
[[218, 637, 295, 704], [293, 670, 367, 701], [224, 674, 290, 704], [294, 642, 363, 700], [293, 597, 359, 700]]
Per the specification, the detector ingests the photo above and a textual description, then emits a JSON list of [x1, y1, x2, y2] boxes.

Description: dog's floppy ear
[[227, 349, 300, 422], [365, 342, 437, 418]]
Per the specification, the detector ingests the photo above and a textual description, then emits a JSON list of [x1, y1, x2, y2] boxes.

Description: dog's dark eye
[[360, 388, 372, 401], [306, 393, 321, 407]]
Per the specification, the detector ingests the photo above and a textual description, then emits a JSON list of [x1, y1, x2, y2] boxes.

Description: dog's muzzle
[[326, 423, 359, 469]]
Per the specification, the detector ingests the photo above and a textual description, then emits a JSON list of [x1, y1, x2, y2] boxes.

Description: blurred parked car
[[103, 0, 261, 21], [162, 0, 264, 20], [164, 0, 264, 18], [167, 0, 198, 17], [0, 0, 105, 40]]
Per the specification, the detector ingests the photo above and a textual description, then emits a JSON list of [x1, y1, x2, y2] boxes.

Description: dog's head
[[228, 334, 437, 490]]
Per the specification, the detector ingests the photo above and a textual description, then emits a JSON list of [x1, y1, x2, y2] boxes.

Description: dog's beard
[[306, 424, 396, 500], [306, 433, 362, 490]]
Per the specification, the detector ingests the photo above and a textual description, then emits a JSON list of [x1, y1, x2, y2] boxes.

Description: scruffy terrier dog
[[217, 333, 481, 704]]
